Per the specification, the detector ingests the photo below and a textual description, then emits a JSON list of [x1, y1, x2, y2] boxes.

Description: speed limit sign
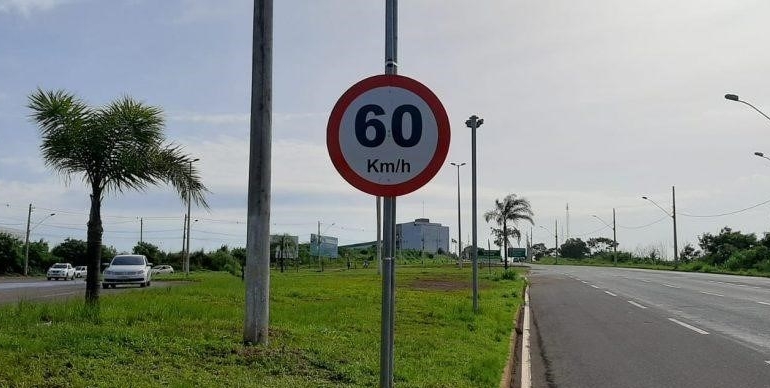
[[327, 74, 451, 197]]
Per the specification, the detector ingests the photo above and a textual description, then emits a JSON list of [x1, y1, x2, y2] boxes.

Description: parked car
[[151, 265, 174, 275], [47, 263, 75, 280], [74, 266, 87, 278], [102, 255, 152, 289]]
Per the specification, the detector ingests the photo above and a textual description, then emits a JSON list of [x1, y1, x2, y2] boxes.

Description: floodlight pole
[[450, 162, 465, 269], [466, 115, 483, 313]]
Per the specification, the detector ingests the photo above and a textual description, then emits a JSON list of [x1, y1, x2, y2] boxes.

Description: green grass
[[0, 266, 525, 387]]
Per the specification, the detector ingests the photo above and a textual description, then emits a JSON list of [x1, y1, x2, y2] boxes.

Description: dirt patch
[[409, 278, 470, 291]]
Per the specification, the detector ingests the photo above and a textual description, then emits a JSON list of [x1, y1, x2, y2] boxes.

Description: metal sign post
[[326, 1, 449, 385]]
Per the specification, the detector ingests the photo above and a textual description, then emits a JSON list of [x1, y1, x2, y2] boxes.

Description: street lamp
[[591, 210, 617, 266], [642, 186, 678, 268], [450, 162, 466, 269], [725, 93, 770, 122], [754, 151, 770, 163], [466, 115, 483, 314], [185, 158, 200, 276], [24, 211, 55, 276], [539, 223, 558, 264]]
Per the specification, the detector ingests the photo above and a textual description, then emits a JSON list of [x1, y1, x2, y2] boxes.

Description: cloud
[[168, 112, 249, 126], [0, 0, 77, 15]]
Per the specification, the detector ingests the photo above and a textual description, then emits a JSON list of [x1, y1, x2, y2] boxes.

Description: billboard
[[270, 234, 299, 260], [310, 234, 339, 258], [508, 248, 527, 258]]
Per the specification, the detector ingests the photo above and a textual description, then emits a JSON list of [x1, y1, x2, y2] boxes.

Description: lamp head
[[725, 94, 740, 101], [641, 196, 648, 200], [755, 152, 765, 157]]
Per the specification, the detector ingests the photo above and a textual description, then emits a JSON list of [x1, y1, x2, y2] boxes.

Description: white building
[[396, 218, 450, 254]]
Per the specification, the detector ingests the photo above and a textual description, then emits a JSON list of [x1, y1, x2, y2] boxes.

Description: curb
[[500, 284, 528, 388]]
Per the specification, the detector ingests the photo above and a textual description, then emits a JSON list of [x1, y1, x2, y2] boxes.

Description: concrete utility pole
[[466, 115, 483, 313], [612, 208, 617, 265], [140, 217, 143, 244], [182, 215, 187, 267], [185, 158, 199, 276], [555, 219, 559, 264], [672, 185, 678, 269], [23, 203, 32, 276], [244, 0, 272, 346]]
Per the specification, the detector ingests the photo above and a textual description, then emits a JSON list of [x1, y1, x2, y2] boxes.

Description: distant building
[[396, 218, 449, 254]]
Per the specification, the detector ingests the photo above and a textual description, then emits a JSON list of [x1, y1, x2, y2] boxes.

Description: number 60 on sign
[[326, 74, 451, 197]]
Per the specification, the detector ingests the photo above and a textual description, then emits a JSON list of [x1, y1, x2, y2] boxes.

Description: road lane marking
[[590, 285, 600, 289], [640, 279, 652, 283], [765, 361, 770, 366], [604, 291, 617, 297], [757, 301, 770, 306], [699, 291, 724, 297], [661, 283, 681, 289], [628, 301, 647, 309], [581, 281, 588, 284], [668, 318, 709, 334]]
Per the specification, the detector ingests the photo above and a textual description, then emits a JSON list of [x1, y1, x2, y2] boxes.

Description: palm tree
[[484, 194, 533, 270], [28, 89, 208, 306]]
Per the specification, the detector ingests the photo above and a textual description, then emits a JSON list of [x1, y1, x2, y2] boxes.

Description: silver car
[[102, 255, 152, 289]]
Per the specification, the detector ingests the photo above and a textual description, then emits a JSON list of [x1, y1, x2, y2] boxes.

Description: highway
[[528, 264, 770, 388], [0, 277, 172, 304]]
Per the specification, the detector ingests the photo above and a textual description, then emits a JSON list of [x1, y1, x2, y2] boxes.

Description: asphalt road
[[0, 277, 171, 304], [528, 264, 770, 388]]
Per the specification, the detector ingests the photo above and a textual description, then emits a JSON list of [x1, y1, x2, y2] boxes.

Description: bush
[[724, 246, 769, 271]]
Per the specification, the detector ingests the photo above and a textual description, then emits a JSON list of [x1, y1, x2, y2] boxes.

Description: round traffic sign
[[327, 74, 450, 197]]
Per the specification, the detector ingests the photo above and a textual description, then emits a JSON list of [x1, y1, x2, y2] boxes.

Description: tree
[[28, 89, 208, 307], [0, 233, 24, 274], [587, 237, 617, 256], [133, 242, 167, 265], [560, 238, 589, 259], [530, 243, 548, 259], [698, 227, 756, 266], [51, 238, 87, 264], [484, 194, 534, 270], [679, 243, 701, 264]]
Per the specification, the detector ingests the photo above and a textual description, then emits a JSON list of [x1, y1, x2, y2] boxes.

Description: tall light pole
[[539, 224, 558, 264], [592, 209, 617, 266], [466, 115, 483, 314], [24, 207, 55, 276], [725, 94, 770, 122], [185, 158, 199, 276], [450, 162, 466, 269], [642, 186, 678, 268]]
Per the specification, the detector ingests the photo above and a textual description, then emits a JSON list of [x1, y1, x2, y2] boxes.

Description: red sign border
[[327, 74, 451, 197]]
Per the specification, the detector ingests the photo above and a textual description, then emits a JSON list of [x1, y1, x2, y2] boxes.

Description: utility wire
[[678, 197, 770, 218], [618, 215, 668, 230]]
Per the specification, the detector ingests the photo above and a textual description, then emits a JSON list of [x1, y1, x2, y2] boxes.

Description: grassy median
[[0, 265, 525, 387]]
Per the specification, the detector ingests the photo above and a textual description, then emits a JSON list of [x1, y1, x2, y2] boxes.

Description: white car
[[74, 266, 87, 278], [102, 255, 152, 289], [151, 265, 174, 275], [47, 263, 75, 280]]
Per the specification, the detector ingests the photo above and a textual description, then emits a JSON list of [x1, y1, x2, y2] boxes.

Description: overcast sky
[[2, 0, 770, 258]]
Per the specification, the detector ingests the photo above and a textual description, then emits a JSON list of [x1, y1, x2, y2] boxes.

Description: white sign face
[[339, 86, 438, 185], [327, 75, 450, 197]]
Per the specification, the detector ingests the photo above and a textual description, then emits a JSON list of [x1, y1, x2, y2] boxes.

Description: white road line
[[661, 283, 681, 289], [35, 291, 79, 298], [604, 291, 617, 297], [765, 361, 770, 366], [628, 301, 647, 309], [700, 291, 724, 297], [590, 285, 600, 289], [521, 288, 531, 388], [640, 280, 652, 283], [581, 281, 588, 284], [757, 301, 770, 306], [668, 318, 709, 335]]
